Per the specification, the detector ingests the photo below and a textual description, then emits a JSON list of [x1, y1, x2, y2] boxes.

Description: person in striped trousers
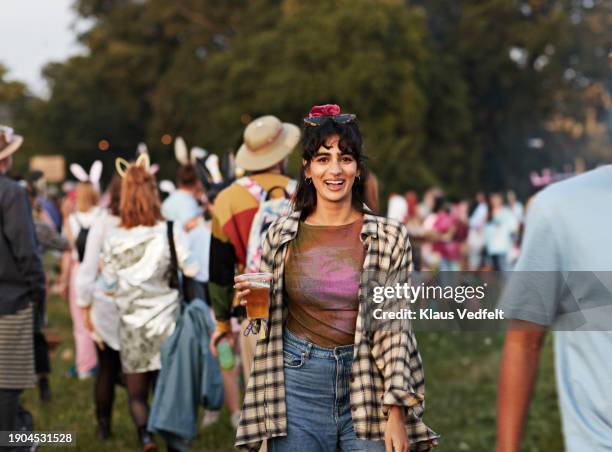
[[0, 126, 45, 436]]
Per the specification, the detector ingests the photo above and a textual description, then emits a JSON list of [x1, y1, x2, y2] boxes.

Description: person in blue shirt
[[497, 165, 612, 451], [161, 164, 211, 302]]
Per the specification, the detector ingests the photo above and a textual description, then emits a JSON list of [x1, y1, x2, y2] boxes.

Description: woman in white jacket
[[102, 157, 197, 451]]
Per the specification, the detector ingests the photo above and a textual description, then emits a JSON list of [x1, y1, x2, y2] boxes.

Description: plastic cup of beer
[[238, 272, 272, 320]]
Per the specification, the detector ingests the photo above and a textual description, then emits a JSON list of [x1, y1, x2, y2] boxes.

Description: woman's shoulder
[[109, 221, 166, 242], [266, 212, 300, 241], [366, 214, 409, 241], [73, 206, 102, 225]]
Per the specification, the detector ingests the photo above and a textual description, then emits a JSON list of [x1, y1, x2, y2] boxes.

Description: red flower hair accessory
[[308, 104, 341, 118]]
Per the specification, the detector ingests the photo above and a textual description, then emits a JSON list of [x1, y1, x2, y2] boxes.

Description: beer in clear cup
[[238, 272, 272, 319]]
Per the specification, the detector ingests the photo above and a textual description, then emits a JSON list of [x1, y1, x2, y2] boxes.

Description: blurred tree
[[413, 0, 611, 196], [25, 0, 261, 178], [0, 64, 29, 124], [413, 0, 576, 195], [546, 0, 612, 166], [10, 0, 608, 197], [154, 0, 473, 197], [0, 64, 47, 174]]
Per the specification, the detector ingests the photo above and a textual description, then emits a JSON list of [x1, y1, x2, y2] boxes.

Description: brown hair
[[176, 164, 199, 188], [75, 182, 99, 212], [107, 175, 122, 217], [120, 165, 162, 228]]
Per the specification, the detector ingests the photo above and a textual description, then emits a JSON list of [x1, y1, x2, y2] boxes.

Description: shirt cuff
[[216, 320, 232, 334], [382, 386, 424, 416]]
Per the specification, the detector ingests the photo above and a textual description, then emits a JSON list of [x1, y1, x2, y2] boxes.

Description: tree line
[[2, 0, 609, 199]]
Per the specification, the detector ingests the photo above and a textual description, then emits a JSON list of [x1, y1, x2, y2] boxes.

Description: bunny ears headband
[[70, 160, 103, 192], [175, 136, 226, 184], [174, 137, 208, 166], [115, 153, 150, 178], [136, 142, 160, 175]]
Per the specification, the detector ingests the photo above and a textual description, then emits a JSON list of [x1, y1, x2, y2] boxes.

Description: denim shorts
[[268, 329, 386, 452]]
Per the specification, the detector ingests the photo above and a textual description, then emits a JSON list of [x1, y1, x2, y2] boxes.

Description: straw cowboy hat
[[0, 126, 24, 161], [235, 115, 300, 171]]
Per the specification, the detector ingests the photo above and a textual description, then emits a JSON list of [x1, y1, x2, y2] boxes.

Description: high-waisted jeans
[[268, 329, 385, 452]]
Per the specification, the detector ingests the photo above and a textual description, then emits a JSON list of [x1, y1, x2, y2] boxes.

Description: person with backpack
[[161, 164, 211, 303], [209, 115, 300, 404], [65, 179, 101, 379], [233, 105, 438, 451]]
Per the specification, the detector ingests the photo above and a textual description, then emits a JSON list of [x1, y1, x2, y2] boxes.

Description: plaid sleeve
[[258, 222, 276, 274], [371, 225, 426, 419]]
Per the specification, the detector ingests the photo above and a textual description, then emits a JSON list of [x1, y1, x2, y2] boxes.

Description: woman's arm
[[172, 222, 199, 278], [75, 216, 107, 308], [385, 406, 409, 452], [35, 222, 69, 252], [64, 222, 73, 250], [371, 226, 423, 450]]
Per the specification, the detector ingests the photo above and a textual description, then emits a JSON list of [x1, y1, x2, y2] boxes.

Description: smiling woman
[[304, 134, 360, 207], [294, 105, 368, 221], [234, 105, 438, 452]]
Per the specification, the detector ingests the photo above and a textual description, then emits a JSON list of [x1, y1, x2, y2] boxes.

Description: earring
[[306, 177, 312, 184], [356, 175, 361, 182]]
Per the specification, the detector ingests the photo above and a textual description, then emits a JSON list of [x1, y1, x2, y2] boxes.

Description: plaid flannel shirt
[[235, 210, 439, 451]]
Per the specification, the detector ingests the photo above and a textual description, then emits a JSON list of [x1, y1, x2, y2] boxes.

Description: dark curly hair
[[293, 118, 368, 218]]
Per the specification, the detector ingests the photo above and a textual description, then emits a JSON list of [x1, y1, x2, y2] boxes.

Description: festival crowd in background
[[0, 111, 562, 452], [386, 188, 525, 273]]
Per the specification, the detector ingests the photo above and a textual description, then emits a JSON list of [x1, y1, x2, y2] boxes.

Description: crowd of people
[[2, 103, 607, 452], [387, 188, 525, 273]]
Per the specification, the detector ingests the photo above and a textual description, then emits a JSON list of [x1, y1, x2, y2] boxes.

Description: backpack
[[235, 177, 297, 274], [74, 216, 90, 262]]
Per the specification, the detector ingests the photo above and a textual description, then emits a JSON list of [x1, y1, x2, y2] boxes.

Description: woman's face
[[304, 134, 360, 206], [490, 193, 503, 209]]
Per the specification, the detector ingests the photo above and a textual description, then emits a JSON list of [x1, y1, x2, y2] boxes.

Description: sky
[[0, 0, 88, 97]]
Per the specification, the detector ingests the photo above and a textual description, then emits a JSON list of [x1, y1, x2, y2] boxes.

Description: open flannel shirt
[[235, 210, 439, 451]]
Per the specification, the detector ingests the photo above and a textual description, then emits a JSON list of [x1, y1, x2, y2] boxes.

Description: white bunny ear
[[190, 146, 207, 163], [159, 180, 176, 194], [174, 137, 189, 166], [149, 163, 160, 175], [205, 154, 223, 184], [89, 160, 103, 190], [70, 163, 90, 182], [137, 142, 149, 155]]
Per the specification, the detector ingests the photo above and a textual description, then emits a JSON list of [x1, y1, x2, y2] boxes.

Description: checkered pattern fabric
[[235, 210, 439, 451]]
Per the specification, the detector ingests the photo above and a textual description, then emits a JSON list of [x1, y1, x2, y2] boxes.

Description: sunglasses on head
[[303, 114, 356, 127]]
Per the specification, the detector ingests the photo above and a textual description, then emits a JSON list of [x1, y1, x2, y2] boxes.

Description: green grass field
[[22, 295, 562, 451]]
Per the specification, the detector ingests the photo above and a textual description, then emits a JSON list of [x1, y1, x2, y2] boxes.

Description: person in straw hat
[[0, 125, 45, 432], [208, 115, 300, 430]]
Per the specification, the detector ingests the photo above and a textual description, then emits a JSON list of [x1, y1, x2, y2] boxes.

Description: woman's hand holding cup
[[234, 272, 273, 319]]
